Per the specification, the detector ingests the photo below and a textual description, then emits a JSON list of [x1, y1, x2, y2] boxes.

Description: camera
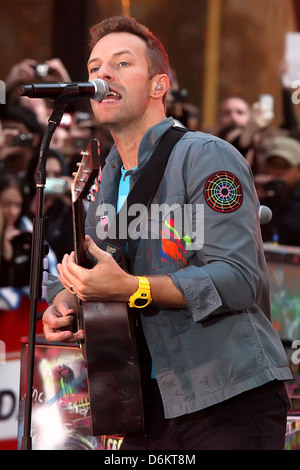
[[11, 231, 32, 249], [72, 137, 90, 150], [262, 179, 286, 195], [44, 178, 67, 195], [4, 132, 34, 147], [171, 88, 188, 103], [34, 63, 50, 78]]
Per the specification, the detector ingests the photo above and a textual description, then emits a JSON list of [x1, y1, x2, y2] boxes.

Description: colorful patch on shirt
[[160, 218, 187, 265], [204, 171, 243, 213]]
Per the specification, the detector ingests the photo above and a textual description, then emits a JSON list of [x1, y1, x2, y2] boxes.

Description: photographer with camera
[[216, 96, 275, 174], [0, 170, 58, 309], [0, 105, 43, 177], [0, 171, 34, 290], [166, 68, 202, 130], [5, 58, 71, 109], [23, 148, 74, 263], [255, 135, 300, 246]]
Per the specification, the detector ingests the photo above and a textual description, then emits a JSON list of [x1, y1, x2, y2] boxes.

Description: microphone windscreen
[[259, 205, 272, 225], [91, 79, 109, 101]]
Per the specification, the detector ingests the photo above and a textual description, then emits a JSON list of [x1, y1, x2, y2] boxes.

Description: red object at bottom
[[1, 296, 46, 353], [0, 439, 17, 450], [0, 295, 47, 450]]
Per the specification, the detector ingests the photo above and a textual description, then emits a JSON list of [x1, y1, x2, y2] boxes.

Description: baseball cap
[[265, 136, 300, 166]]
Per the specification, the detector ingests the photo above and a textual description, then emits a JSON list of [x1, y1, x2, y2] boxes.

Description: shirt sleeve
[[45, 274, 65, 305], [170, 136, 264, 322]]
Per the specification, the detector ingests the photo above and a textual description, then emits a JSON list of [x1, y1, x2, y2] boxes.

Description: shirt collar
[[105, 117, 175, 170]]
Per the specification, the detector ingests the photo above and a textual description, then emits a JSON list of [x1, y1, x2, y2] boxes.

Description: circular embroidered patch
[[204, 171, 243, 213]]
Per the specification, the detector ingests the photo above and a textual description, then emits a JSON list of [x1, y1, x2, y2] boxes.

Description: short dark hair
[[0, 170, 23, 197], [1, 105, 43, 136], [89, 16, 169, 78]]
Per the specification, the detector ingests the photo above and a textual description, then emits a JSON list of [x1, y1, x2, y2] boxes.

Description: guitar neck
[[71, 139, 100, 270], [72, 198, 92, 269]]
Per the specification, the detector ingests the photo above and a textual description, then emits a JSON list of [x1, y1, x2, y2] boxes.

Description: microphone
[[259, 205, 272, 225], [19, 79, 109, 102]]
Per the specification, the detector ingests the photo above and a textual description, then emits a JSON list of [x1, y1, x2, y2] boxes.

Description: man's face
[[218, 98, 250, 130], [87, 32, 153, 131]]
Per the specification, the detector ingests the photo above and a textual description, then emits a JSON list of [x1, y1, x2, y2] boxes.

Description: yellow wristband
[[128, 276, 152, 308]]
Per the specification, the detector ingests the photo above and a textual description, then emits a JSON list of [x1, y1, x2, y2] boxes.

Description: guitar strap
[[101, 125, 188, 262], [100, 126, 188, 430]]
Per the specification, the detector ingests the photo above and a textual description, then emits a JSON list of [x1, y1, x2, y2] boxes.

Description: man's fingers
[[85, 235, 107, 262], [43, 315, 84, 343], [57, 257, 77, 293], [43, 328, 75, 343], [58, 253, 86, 293]]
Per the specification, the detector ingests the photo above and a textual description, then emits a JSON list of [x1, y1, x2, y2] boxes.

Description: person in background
[[5, 57, 71, 109], [216, 96, 274, 173], [0, 105, 43, 177], [24, 148, 74, 263], [216, 97, 251, 138], [0, 170, 58, 309], [0, 171, 32, 288], [166, 68, 202, 130], [255, 135, 300, 246]]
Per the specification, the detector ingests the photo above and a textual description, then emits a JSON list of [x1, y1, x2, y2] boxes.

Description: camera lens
[[35, 64, 49, 78]]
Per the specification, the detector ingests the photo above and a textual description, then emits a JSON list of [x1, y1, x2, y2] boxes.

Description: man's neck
[[112, 130, 144, 170], [110, 111, 167, 170]]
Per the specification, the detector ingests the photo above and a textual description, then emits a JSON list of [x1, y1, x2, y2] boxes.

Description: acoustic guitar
[[71, 139, 144, 436]]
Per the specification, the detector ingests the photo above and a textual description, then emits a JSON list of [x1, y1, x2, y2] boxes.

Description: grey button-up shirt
[[47, 117, 292, 419]]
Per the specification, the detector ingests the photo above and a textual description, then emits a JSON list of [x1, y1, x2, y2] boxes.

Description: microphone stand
[[21, 88, 76, 449]]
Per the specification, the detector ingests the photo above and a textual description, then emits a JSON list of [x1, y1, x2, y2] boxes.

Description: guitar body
[[82, 301, 144, 435], [72, 140, 144, 436]]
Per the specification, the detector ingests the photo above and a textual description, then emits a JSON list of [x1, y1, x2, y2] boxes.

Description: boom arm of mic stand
[[21, 100, 67, 450]]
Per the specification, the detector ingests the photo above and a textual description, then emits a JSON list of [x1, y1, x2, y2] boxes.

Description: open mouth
[[102, 89, 122, 102]]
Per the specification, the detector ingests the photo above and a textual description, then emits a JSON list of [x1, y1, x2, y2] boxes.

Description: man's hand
[[251, 101, 274, 130], [2, 225, 21, 261], [57, 235, 138, 303], [42, 301, 84, 343], [43, 58, 72, 82]]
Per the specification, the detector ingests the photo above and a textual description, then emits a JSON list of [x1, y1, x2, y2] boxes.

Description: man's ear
[[150, 74, 169, 98]]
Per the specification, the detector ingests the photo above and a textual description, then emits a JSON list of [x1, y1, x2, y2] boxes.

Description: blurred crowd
[[0, 58, 113, 309], [167, 66, 300, 249], [1, 57, 300, 309]]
